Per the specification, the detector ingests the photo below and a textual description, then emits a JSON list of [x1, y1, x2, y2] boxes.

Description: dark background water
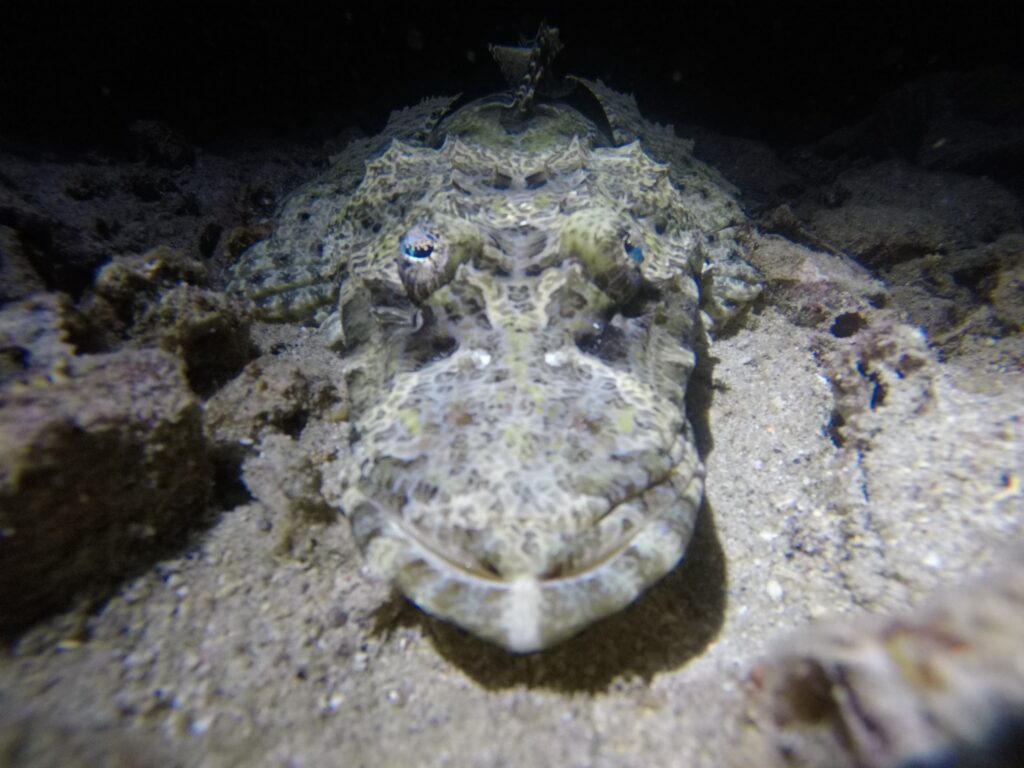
[[2, 2, 1020, 152]]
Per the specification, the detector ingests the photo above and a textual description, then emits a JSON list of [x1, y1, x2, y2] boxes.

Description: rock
[[0, 185, 101, 297], [137, 284, 252, 396], [745, 553, 1024, 768], [0, 308, 210, 634], [991, 245, 1024, 332], [92, 245, 209, 311], [816, 316, 934, 447], [203, 354, 343, 447], [203, 348, 346, 542], [881, 233, 1024, 361], [0, 293, 78, 385], [804, 160, 1022, 267], [0, 133, 328, 299], [749, 233, 886, 330], [87, 246, 252, 394], [0, 225, 47, 302]]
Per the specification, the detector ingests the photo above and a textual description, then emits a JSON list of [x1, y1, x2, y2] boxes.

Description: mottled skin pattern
[[231, 82, 760, 651]]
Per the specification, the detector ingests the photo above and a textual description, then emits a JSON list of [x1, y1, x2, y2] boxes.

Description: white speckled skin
[[231, 84, 760, 651]]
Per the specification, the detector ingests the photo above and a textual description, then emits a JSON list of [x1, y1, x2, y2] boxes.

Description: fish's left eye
[[401, 232, 437, 260], [396, 224, 456, 303], [623, 235, 644, 264], [394, 219, 482, 302]]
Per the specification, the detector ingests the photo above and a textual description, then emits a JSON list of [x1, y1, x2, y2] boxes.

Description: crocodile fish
[[230, 29, 760, 652]]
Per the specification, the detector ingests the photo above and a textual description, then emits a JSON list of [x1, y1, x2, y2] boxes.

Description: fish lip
[[350, 451, 704, 652], [386, 466, 681, 585]]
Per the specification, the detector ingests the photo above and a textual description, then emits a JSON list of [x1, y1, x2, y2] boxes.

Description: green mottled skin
[[231, 81, 760, 651]]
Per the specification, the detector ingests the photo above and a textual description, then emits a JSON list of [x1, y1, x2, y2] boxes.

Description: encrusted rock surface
[[85, 246, 253, 395], [0, 294, 210, 635]]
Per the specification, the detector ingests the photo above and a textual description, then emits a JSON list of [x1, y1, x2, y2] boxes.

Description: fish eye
[[623, 235, 644, 265], [401, 231, 437, 260], [396, 224, 462, 303]]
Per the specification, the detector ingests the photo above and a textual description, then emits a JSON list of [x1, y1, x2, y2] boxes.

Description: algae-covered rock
[[0, 293, 78, 385], [87, 246, 252, 395], [137, 284, 252, 396], [203, 354, 344, 447], [0, 306, 211, 635], [85, 245, 210, 346]]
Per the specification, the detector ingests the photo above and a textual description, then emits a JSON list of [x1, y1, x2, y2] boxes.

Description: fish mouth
[[345, 441, 705, 652]]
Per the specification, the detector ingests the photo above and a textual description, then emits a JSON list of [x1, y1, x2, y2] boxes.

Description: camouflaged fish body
[[231, 80, 759, 652]]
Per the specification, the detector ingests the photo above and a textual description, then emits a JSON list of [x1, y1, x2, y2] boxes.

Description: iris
[[623, 236, 644, 264], [401, 232, 436, 260]]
